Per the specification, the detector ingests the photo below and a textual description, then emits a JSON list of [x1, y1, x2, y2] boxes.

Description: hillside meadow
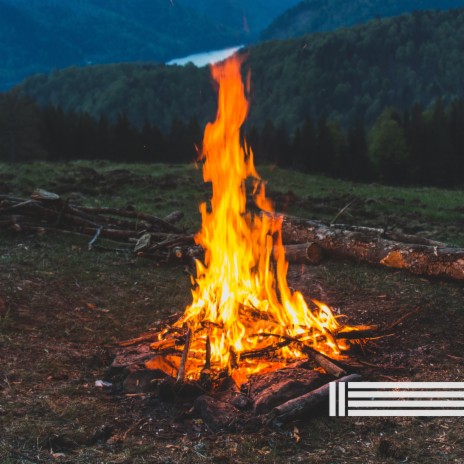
[[0, 161, 463, 462]]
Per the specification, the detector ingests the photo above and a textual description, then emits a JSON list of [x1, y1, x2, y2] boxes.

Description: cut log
[[30, 189, 60, 201], [246, 368, 326, 398], [270, 373, 362, 424], [163, 211, 184, 224], [281, 216, 464, 281], [111, 344, 153, 369], [122, 369, 166, 393], [276, 243, 323, 265], [134, 233, 151, 252], [159, 376, 205, 402], [194, 395, 239, 432], [252, 370, 325, 415], [331, 223, 446, 247]]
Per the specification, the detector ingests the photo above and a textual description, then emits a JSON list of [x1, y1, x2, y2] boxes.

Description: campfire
[[131, 56, 359, 385], [113, 55, 380, 428]]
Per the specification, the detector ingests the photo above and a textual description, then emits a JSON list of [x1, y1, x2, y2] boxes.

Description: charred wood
[[177, 328, 192, 383], [270, 373, 362, 424], [252, 370, 325, 415], [304, 348, 347, 378]]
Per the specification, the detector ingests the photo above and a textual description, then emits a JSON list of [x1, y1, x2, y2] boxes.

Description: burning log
[[177, 327, 192, 383], [281, 216, 464, 281], [305, 348, 347, 378]]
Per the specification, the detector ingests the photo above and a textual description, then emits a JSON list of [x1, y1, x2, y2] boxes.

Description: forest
[[2, 9, 464, 189], [261, 0, 464, 40], [15, 9, 464, 133], [0, 0, 299, 90], [2, 93, 463, 187]]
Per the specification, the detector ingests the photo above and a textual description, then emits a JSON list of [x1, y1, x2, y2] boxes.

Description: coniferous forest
[[2, 93, 463, 187], [2, 8, 464, 187]]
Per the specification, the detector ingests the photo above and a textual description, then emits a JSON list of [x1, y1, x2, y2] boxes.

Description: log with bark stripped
[[281, 216, 464, 281]]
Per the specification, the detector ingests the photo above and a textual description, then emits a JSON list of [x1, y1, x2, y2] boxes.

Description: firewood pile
[[1, 189, 463, 281], [111, 332, 362, 429], [0, 189, 196, 261], [107, 311, 415, 430]]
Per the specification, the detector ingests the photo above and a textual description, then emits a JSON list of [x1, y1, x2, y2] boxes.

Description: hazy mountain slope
[[183, 0, 301, 37], [261, 0, 464, 40], [0, 0, 244, 90], [15, 10, 464, 131], [0, 2, 83, 88]]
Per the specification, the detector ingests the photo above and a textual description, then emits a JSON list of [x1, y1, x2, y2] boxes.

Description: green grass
[[2, 161, 463, 245]]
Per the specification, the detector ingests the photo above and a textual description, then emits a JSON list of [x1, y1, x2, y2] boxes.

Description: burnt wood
[[270, 373, 362, 424]]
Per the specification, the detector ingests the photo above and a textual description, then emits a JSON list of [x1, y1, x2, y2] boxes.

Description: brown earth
[[1, 164, 464, 463]]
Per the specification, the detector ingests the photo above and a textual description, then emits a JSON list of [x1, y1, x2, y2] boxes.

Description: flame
[[160, 55, 350, 382]]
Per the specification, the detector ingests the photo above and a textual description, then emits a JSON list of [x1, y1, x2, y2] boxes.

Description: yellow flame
[[174, 55, 347, 380]]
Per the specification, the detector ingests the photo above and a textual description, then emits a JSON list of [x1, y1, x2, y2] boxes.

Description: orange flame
[[170, 55, 348, 382]]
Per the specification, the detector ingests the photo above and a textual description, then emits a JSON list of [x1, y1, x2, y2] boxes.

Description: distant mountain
[[261, 0, 464, 40], [0, 1, 81, 88], [0, 0, 299, 90], [15, 9, 464, 131], [182, 0, 301, 37]]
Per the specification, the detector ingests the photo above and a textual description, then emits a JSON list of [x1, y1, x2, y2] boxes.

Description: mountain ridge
[[261, 0, 464, 40], [14, 9, 464, 133], [0, 0, 299, 90]]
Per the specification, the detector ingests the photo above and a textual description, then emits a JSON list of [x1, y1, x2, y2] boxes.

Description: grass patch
[[2, 161, 463, 244]]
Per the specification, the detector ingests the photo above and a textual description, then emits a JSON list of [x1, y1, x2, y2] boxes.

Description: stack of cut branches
[[0, 189, 194, 261]]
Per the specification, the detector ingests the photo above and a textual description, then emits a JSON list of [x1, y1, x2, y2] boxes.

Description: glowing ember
[[150, 55, 354, 385]]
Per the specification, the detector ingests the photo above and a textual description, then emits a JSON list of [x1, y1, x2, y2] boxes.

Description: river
[[166, 45, 244, 67]]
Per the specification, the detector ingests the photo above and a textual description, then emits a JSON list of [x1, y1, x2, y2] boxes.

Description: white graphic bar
[[348, 410, 464, 417], [329, 381, 336, 416], [339, 381, 346, 416], [348, 391, 464, 398], [331, 381, 464, 417], [348, 400, 464, 408], [348, 382, 464, 389]]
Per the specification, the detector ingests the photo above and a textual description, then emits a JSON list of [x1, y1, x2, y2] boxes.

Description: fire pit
[[111, 55, 373, 429]]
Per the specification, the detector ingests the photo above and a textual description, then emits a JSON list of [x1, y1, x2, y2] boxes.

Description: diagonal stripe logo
[[330, 382, 464, 417]]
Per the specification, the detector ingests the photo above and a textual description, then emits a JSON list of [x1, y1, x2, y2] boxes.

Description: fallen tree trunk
[[281, 216, 464, 281]]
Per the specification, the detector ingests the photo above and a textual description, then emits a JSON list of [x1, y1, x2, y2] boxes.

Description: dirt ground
[[1, 163, 464, 463]]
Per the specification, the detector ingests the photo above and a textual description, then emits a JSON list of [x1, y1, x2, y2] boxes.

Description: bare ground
[[1, 163, 464, 463]]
